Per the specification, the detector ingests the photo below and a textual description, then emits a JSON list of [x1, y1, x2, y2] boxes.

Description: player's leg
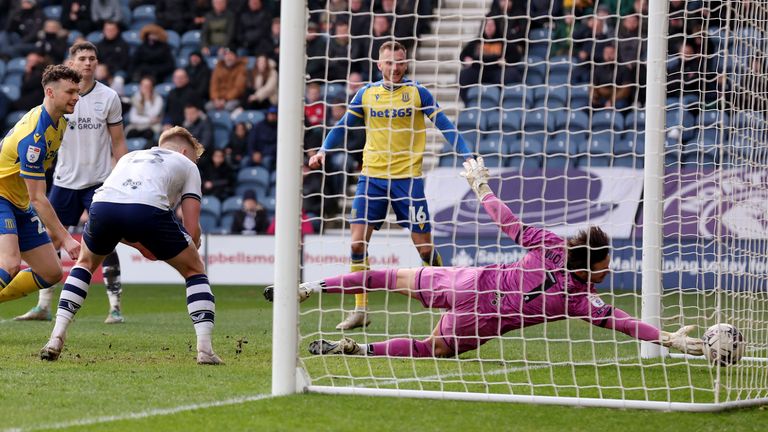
[[337, 175, 385, 330], [102, 250, 124, 323], [392, 177, 442, 266], [0, 234, 22, 298]]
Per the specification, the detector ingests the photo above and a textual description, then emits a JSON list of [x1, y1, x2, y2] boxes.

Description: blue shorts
[[48, 184, 100, 227], [85, 202, 192, 261], [0, 196, 51, 252], [350, 176, 431, 233]]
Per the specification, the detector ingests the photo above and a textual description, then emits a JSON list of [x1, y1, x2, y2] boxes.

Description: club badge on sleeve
[[26, 146, 41, 163]]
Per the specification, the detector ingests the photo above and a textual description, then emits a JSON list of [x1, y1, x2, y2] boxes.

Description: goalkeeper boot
[[309, 336, 365, 356], [40, 337, 64, 361], [197, 351, 224, 365], [105, 308, 125, 324], [335, 310, 370, 330], [14, 306, 52, 321], [263, 282, 315, 303]]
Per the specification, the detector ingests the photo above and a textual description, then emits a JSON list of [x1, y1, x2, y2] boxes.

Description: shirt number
[[30, 216, 44, 234], [409, 206, 427, 224]]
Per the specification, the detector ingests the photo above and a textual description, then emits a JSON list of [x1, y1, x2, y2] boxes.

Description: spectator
[[11, 50, 49, 112], [488, 0, 527, 41], [458, 17, 518, 100], [591, 43, 633, 109], [200, 148, 236, 201], [269, 17, 280, 61], [617, 14, 645, 64], [130, 24, 176, 83], [346, 71, 364, 100], [361, 14, 392, 80], [304, 83, 325, 127], [164, 68, 202, 126], [348, 0, 372, 43], [573, 14, 610, 66], [125, 76, 164, 140], [61, 0, 95, 35], [327, 20, 358, 82], [185, 51, 211, 102], [91, 0, 122, 29], [156, 0, 209, 35], [528, 0, 564, 31], [237, 0, 273, 56], [96, 20, 131, 77], [667, 41, 715, 103], [3, 0, 44, 58], [201, 0, 236, 57], [226, 121, 249, 166], [34, 19, 68, 63], [305, 21, 329, 82], [243, 54, 278, 110], [183, 103, 214, 151], [245, 105, 278, 169], [230, 190, 270, 235], [206, 47, 248, 112], [95, 63, 125, 98]]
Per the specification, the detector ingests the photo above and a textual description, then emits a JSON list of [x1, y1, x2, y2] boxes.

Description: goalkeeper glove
[[660, 325, 704, 356], [460, 157, 492, 200]]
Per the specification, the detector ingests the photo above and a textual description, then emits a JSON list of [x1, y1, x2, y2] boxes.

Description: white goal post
[[273, 0, 768, 411]]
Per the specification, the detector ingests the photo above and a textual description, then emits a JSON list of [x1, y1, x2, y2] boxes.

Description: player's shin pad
[[0, 269, 55, 303]]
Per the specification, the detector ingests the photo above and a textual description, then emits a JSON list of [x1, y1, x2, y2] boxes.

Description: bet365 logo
[[370, 108, 413, 118]]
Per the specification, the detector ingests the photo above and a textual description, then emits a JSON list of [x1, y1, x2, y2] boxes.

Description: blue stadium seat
[[459, 130, 479, 152], [457, 107, 484, 131], [180, 30, 202, 58], [579, 134, 616, 167], [235, 110, 265, 126], [479, 86, 501, 108], [131, 5, 156, 30], [499, 109, 523, 133], [507, 133, 543, 170], [477, 132, 504, 155], [665, 107, 697, 143], [0, 60, 6, 84], [536, 85, 569, 108], [122, 30, 142, 48], [155, 82, 174, 98], [206, 56, 218, 70], [126, 137, 147, 152], [483, 109, 501, 132], [4, 110, 25, 129], [166, 30, 181, 52], [236, 167, 271, 198], [565, 110, 590, 133], [613, 134, 644, 168], [6, 57, 26, 76], [524, 57, 546, 86], [43, 5, 62, 20], [209, 110, 233, 149], [121, 4, 132, 28], [501, 84, 528, 109], [547, 56, 574, 85], [522, 108, 549, 133], [0, 84, 20, 101], [261, 195, 276, 215], [590, 109, 617, 132], [322, 83, 344, 102], [67, 31, 83, 46], [176, 56, 189, 69], [200, 195, 222, 233], [543, 132, 573, 169], [699, 110, 729, 127], [123, 83, 139, 98], [245, 56, 256, 70], [86, 31, 104, 44], [624, 109, 646, 131], [222, 195, 243, 215], [464, 86, 481, 107], [569, 85, 591, 109]]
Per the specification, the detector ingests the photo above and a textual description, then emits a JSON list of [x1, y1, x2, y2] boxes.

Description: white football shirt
[[54, 81, 123, 189], [93, 148, 202, 211]]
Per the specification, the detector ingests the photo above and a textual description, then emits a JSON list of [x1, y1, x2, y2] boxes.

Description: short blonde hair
[[159, 126, 205, 160]]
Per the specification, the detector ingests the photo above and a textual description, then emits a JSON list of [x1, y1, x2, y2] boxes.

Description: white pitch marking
[[5, 393, 273, 432]]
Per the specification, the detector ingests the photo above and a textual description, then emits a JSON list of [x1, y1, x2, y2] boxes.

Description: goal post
[[272, 0, 768, 410]]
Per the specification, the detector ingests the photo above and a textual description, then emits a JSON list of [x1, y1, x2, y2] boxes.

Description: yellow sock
[[422, 250, 443, 267], [351, 255, 369, 310], [0, 269, 52, 304]]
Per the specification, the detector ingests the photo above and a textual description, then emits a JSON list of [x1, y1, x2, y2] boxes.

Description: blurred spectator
[[34, 19, 68, 63], [348, 0, 371, 44], [96, 20, 131, 77], [327, 20, 359, 82], [361, 14, 391, 80], [95, 63, 125, 98], [201, 0, 236, 57], [574, 14, 610, 65], [301, 163, 324, 231], [667, 41, 715, 103], [304, 83, 325, 127], [245, 105, 278, 169], [237, 0, 273, 56], [305, 21, 329, 82], [346, 71, 364, 100], [269, 17, 280, 61], [164, 68, 202, 126], [206, 47, 248, 112], [230, 190, 269, 234], [2, 0, 44, 58], [243, 54, 278, 110], [130, 24, 176, 83], [156, 0, 210, 35], [91, 0, 122, 29], [528, 0, 564, 30], [185, 51, 211, 102], [61, 0, 95, 35], [617, 14, 645, 64], [488, 0, 527, 41], [591, 43, 633, 109], [459, 17, 519, 100], [11, 50, 49, 112], [601, 0, 635, 16], [226, 121, 249, 166], [126, 76, 164, 140], [200, 148, 236, 201], [183, 103, 214, 151]]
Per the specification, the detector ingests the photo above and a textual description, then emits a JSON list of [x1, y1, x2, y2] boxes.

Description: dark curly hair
[[567, 226, 611, 272], [41, 65, 82, 87]]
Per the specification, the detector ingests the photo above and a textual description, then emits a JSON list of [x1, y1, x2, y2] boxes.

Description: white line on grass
[[5, 393, 273, 432]]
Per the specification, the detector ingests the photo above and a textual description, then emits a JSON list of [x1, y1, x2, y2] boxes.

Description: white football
[[702, 324, 745, 366]]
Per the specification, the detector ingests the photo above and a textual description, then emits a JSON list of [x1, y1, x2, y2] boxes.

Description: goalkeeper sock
[[350, 253, 368, 312], [186, 274, 215, 353], [324, 269, 399, 295], [52, 266, 92, 340], [0, 269, 57, 303], [369, 338, 434, 357]]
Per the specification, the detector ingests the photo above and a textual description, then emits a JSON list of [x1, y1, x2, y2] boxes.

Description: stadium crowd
[[0, 0, 759, 234]]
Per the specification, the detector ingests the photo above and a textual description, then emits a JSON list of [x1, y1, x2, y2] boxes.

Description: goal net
[[273, 0, 768, 410]]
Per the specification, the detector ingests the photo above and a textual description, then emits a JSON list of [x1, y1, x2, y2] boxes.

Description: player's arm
[[107, 94, 128, 163], [180, 197, 202, 248], [417, 85, 472, 159], [308, 87, 366, 169], [24, 178, 80, 259]]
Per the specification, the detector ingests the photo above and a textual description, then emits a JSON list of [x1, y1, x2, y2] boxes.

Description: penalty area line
[[6, 393, 274, 432]]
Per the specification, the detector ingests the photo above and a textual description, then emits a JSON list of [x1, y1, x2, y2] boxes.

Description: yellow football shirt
[[0, 106, 66, 209]]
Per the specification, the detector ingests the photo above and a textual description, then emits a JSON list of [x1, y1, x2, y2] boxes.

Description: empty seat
[[235, 110, 265, 126], [209, 110, 233, 149], [457, 107, 484, 131], [501, 84, 529, 109], [131, 5, 156, 30], [126, 137, 147, 152], [236, 166, 271, 198], [200, 195, 222, 233], [0, 84, 20, 101]]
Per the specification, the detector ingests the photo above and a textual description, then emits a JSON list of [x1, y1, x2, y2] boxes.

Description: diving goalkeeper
[[265, 158, 703, 358]]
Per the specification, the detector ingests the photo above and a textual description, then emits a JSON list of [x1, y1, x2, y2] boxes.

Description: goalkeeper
[[308, 41, 472, 330], [266, 158, 703, 358]]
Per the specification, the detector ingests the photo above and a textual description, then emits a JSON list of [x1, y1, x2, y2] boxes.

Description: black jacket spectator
[[156, 0, 209, 35], [183, 104, 214, 152], [60, 0, 94, 35], [185, 51, 211, 102], [34, 20, 68, 63], [458, 17, 519, 99], [230, 191, 269, 235], [7, 0, 44, 44], [164, 69, 203, 126], [237, 0, 272, 56], [199, 149, 235, 200], [12, 51, 48, 112], [201, 0, 236, 55], [592, 43, 634, 109], [96, 21, 131, 75], [245, 108, 278, 169], [130, 24, 176, 83], [305, 23, 329, 82]]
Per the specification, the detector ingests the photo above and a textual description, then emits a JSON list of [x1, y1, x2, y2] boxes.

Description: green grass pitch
[[0, 284, 764, 431]]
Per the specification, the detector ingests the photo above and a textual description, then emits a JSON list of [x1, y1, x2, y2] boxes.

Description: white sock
[[37, 287, 55, 310], [186, 274, 215, 353]]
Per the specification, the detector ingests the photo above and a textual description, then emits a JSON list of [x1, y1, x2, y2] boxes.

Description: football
[[702, 324, 745, 366]]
